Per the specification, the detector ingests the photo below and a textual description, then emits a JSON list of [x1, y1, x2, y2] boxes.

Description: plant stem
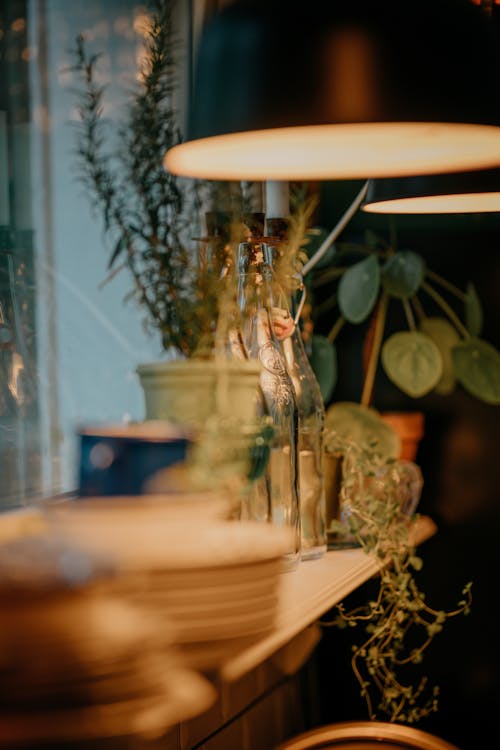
[[311, 266, 348, 288], [327, 315, 346, 344], [361, 292, 389, 407], [402, 297, 416, 331], [421, 281, 470, 339], [425, 268, 467, 301], [313, 295, 338, 318], [412, 295, 426, 324]]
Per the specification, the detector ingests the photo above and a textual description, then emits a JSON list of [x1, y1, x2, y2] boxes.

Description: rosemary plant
[[69, 0, 228, 358]]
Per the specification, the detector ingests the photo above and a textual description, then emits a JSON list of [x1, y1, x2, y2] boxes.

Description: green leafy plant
[[68, 1, 281, 497], [310, 229, 500, 408], [69, 0, 245, 359], [320, 430, 472, 724]]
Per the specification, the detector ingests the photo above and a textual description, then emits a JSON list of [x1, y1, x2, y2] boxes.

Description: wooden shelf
[[0, 506, 437, 684], [0, 507, 438, 750], [220, 514, 437, 682]]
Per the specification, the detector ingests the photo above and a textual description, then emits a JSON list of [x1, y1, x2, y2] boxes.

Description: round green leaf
[[381, 251, 425, 299], [309, 335, 337, 404], [419, 317, 460, 395], [338, 255, 380, 324], [452, 337, 500, 405], [465, 282, 483, 337], [324, 401, 401, 459], [382, 331, 443, 398]]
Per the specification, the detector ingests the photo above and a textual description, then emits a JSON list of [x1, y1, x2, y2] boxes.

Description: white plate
[[45, 512, 293, 571], [44, 492, 232, 526], [132, 572, 280, 602], [139, 590, 279, 618], [133, 597, 278, 642], [121, 556, 285, 591], [165, 612, 278, 642]]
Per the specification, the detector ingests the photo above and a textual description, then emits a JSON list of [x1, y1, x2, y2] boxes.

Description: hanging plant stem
[[327, 315, 346, 344], [411, 295, 426, 324], [425, 268, 468, 301], [421, 281, 470, 339], [314, 294, 338, 318], [402, 297, 417, 331], [320, 433, 473, 724], [312, 266, 348, 288]]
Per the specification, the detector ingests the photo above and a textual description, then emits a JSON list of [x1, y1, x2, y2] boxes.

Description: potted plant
[[273, 204, 485, 726], [305, 225, 500, 464], [69, 2, 262, 412], [319, 430, 472, 724], [68, 0, 267, 491]]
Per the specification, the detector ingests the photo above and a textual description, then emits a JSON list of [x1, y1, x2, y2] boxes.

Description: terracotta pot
[[380, 411, 425, 462]]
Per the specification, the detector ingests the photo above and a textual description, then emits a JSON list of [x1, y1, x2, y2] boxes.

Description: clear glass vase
[[234, 236, 301, 570], [263, 246, 327, 559]]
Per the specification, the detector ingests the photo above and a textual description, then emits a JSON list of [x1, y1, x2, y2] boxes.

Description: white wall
[[30, 0, 182, 493]]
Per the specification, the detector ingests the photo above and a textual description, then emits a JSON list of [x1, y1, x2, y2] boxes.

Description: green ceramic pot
[[136, 358, 262, 425]]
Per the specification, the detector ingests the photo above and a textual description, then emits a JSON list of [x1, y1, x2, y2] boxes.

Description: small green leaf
[[309, 335, 337, 403], [381, 251, 426, 299], [464, 282, 483, 337], [409, 555, 423, 571], [382, 331, 443, 398], [452, 337, 500, 404], [384, 687, 400, 700], [419, 317, 460, 395], [247, 442, 271, 482], [338, 255, 380, 324]]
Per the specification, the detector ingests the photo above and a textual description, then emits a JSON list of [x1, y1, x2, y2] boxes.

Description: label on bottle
[[258, 340, 287, 377]]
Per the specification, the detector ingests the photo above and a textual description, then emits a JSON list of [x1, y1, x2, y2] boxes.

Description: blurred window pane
[[0, 0, 193, 507]]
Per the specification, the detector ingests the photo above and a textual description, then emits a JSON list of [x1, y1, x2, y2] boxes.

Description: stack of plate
[[44, 500, 293, 671], [118, 538, 288, 669], [0, 534, 216, 748]]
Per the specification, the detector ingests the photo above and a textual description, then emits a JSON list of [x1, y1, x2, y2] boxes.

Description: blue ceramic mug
[[77, 421, 192, 497]]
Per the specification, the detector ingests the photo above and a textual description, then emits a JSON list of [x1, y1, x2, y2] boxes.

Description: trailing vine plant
[[320, 430, 473, 724]]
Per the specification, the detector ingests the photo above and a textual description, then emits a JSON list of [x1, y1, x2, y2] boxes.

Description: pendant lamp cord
[[300, 180, 369, 278], [293, 180, 369, 326]]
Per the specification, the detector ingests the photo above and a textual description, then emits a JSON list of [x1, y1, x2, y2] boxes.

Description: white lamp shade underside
[[165, 122, 500, 181]]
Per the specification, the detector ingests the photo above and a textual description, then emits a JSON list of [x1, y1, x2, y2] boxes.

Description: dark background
[[307, 178, 500, 749]]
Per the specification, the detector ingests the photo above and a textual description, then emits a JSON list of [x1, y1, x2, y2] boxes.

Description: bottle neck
[[237, 242, 275, 304], [237, 240, 268, 273]]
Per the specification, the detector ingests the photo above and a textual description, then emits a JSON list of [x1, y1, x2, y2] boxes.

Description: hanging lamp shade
[[361, 169, 500, 214], [165, 0, 500, 181]]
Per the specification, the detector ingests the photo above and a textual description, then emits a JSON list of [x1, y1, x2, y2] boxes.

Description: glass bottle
[[235, 233, 301, 570], [190, 211, 273, 515], [264, 225, 327, 560]]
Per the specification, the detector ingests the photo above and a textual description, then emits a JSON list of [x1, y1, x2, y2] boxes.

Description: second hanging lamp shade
[[165, 0, 500, 180], [361, 169, 500, 214]]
